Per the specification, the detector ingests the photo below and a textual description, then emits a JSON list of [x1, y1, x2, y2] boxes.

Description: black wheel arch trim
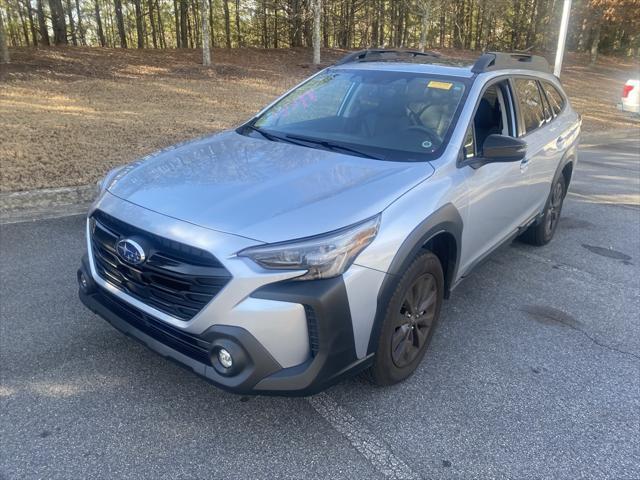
[[366, 203, 463, 356], [533, 148, 575, 225]]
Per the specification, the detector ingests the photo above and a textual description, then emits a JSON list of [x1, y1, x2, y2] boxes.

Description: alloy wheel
[[545, 181, 564, 236], [391, 273, 438, 368]]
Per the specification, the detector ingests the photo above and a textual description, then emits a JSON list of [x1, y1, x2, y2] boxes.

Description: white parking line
[[306, 393, 420, 480]]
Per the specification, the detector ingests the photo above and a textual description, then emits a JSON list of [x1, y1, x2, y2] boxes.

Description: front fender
[[365, 203, 463, 355]]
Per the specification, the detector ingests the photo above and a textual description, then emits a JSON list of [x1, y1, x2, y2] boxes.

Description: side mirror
[[483, 134, 527, 162], [464, 134, 527, 168]]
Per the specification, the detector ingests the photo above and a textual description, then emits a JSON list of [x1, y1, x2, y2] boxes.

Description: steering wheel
[[402, 125, 441, 149]]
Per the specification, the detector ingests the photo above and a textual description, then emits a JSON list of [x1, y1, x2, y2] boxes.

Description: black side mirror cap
[[483, 134, 527, 162], [462, 134, 527, 169]]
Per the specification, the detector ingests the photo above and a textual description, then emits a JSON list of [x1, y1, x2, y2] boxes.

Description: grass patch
[[1, 47, 638, 192]]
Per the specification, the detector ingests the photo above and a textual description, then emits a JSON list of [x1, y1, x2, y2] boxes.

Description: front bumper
[[78, 255, 373, 396]]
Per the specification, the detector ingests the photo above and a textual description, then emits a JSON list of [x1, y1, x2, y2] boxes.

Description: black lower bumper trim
[[79, 255, 372, 395]]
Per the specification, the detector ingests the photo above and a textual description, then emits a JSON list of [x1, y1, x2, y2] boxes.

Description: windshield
[[242, 68, 469, 161]]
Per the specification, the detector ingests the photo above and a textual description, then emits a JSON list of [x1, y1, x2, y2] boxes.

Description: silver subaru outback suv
[[78, 50, 581, 395]]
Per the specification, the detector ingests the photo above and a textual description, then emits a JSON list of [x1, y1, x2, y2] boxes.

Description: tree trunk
[[261, 0, 267, 48], [273, 2, 278, 48], [475, 0, 485, 50], [419, 9, 428, 52], [234, 0, 241, 46], [36, 0, 50, 45], [186, 7, 193, 47], [371, 0, 378, 47], [48, 0, 68, 44], [65, 0, 77, 45], [156, 0, 166, 48], [17, 1, 31, 46], [577, 16, 588, 51], [201, 0, 211, 64], [74, 0, 86, 44], [348, 0, 355, 48], [133, 0, 143, 47], [378, 0, 384, 47], [94, 0, 106, 46], [222, 0, 231, 47], [6, 7, 18, 46], [179, 0, 188, 47], [207, 0, 214, 47], [525, 0, 538, 49], [24, 0, 39, 46], [590, 22, 601, 65], [312, 0, 320, 63], [113, 0, 126, 47], [190, 0, 200, 47], [0, 12, 9, 63], [289, 0, 303, 47], [148, 0, 157, 47], [173, 0, 180, 47]]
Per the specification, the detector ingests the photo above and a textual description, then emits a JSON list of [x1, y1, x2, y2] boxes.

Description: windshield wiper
[[284, 134, 383, 160], [244, 125, 312, 148], [244, 124, 283, 142]]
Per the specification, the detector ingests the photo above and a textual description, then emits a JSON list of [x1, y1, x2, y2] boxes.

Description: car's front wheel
[[520, 174, 566, 246], [368, 251, 444, 386]]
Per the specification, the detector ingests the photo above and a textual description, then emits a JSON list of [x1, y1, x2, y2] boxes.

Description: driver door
[[458, 79, 533, 275]]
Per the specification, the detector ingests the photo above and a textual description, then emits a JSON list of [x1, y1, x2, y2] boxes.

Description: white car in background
[[619, 79, 639, 114]]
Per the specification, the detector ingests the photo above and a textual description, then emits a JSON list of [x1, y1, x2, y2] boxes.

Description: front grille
[[99, 288, 212, 365], [90, 210, 231, 321]]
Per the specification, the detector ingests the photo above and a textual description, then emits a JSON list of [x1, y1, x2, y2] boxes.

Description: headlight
[[237, 215, 381, 281]]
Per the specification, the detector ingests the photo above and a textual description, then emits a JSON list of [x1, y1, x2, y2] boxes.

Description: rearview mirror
[[464, 134, 527, 168]]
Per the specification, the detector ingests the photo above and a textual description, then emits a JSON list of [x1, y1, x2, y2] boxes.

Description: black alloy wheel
[[391, 273, 438, 368], [369, 251, 444, 385], [544, 179, 564, 238]]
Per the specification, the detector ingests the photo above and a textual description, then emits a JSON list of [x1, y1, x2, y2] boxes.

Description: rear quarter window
[[514, 78, 546, 135], [542, 81, 566, 116]]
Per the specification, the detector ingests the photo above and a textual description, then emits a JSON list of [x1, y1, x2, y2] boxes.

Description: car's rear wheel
[[520, 174, 566, 246], [368, 251, 443, 386]]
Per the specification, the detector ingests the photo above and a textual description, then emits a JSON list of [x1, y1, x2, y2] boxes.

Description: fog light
[[218, 348, 233, 369], [79, 273, 89, 290]]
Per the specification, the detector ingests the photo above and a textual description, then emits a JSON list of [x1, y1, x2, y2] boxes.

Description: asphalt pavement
[[1, 137, 639, 479]]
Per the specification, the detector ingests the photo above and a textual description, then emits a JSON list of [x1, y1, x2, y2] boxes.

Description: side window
[[537, 82, 553, 123], [514, 78, 546, 135], [542, 81, 565, 116], [472, 81, 513, 155]]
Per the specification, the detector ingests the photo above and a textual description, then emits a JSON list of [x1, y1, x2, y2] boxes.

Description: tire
[[520, 174, 566, 246], [368, 250, 444, 386]]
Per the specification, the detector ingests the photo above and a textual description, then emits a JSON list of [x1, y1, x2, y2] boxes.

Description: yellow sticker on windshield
[[427, 81, 453, 90]]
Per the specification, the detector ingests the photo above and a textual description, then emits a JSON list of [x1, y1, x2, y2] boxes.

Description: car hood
[[108, 131, 435, 242]]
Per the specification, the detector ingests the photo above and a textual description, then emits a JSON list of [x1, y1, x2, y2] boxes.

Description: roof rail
[[334, 49, 441, 66], [472, 52, 550, 74]]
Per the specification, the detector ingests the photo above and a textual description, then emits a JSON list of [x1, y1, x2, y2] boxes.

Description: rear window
[[515, 78, 546, 135], [542, 81, 565, 116]]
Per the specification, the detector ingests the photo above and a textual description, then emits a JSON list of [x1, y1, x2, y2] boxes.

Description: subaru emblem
[[116, 238, 146, 265]]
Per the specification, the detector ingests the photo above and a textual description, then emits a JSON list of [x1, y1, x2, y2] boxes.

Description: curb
[[0, 184, 96, 224]]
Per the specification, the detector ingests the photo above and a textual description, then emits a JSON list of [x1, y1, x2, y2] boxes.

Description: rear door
[[512, 77, 564, 216]]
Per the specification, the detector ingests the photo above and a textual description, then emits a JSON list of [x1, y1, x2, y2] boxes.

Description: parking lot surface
[[1, 138, 639, 479]]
